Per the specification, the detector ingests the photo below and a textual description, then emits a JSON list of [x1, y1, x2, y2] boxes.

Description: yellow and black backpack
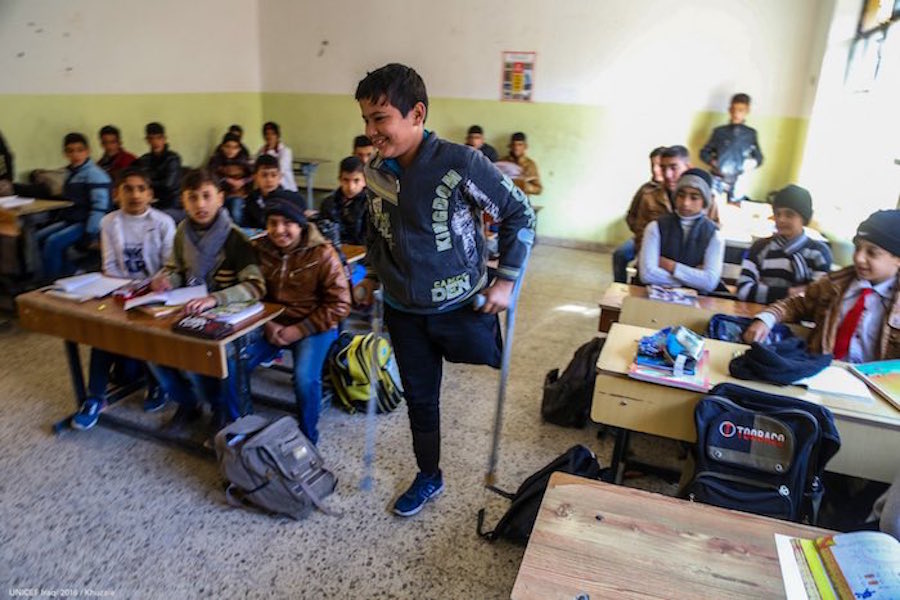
[[328, 332, 404, 414]]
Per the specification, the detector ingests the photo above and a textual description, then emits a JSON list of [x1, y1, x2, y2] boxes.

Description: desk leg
[[63, 341, 87, 407], [232, 335, 253, 417], [605, 427, 630, 484]]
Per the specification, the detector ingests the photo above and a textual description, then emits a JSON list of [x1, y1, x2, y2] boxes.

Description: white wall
[[260, 0, 827, 118], [0, 0, 262, 93]]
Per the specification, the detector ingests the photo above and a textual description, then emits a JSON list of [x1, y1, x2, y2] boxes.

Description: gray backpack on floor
[[214, 415, 339, 519]]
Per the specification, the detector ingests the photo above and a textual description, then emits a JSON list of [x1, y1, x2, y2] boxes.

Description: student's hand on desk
[[658, 257, 677, 273], [480, 279, 515, 314], [743, 320, 771, 344], [150, 276, 172, 292], [184, 295, 217, 315]]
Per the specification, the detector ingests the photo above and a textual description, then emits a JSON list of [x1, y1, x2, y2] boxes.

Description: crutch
[[484, 228, 535, 487], [359, 288, 383, 492]]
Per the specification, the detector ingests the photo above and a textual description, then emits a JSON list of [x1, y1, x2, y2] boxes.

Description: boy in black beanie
[[736, 184, 832, 303], [745, 210, 900, 363]]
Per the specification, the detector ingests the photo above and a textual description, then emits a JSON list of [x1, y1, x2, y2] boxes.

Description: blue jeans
[[147, 363, 222, 415], [612, 238, 635, 284], [226, 327, 338, 444], [35, 221, 85, 279], [226, 196, 244, 225], [88, 349, 158, 403]]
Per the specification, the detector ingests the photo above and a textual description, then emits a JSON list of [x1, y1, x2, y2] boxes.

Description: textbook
[[628, 349, 711, 392], [123, 284, 208, 310], [647, 285, 699, 307], [849, 359, 900, 411], [775, 531, 900, 600], [0, 195, 35, 209], [47, 272, 132, 302], [201, 301, 264, 325]]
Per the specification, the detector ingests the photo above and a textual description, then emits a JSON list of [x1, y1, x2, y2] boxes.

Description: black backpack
[[680, 383, 841, 523], [477, 445, 603, 544], [541, 338, 605, 428]]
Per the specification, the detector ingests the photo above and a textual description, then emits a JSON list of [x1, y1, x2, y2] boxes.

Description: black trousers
[[385, 303, 502, 474]]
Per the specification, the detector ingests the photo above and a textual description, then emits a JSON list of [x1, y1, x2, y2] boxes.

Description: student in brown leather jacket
[[225, 198, 351, 443]]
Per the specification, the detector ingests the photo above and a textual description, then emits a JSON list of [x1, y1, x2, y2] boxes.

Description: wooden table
[[511, 472, 831, 600], [0, 199, 73, 271], [343, 243, 365, 264], [17, 290, 282, 452], [593, 322, 900, 483], [597, 283, 767, 333]]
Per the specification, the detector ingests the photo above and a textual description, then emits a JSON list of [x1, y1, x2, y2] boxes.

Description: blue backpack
[[707, 313, 794, 344], [680, 383, 841, 523]]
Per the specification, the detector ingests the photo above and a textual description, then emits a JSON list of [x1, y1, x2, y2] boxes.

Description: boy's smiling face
[[359, 96, 426, 167], [853, 238, 900, 285]]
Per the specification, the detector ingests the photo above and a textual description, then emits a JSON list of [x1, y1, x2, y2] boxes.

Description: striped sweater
[[736, 233, 832, 303]]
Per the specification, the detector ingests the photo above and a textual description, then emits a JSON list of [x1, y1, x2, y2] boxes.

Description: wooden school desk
[[0, 199, 73, 271], [511, 472, 832, 600], [597, 283, 767, 333], [16, 290, 282, 452], [343, 243, 366, 264], [593, 323, 900, 483]]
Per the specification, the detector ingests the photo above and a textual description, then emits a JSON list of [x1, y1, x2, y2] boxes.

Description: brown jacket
[[500, 155, 542, 195], [254, 223, 351, 337], [762, 266, 900, 359], [625, 181, 660, 234], [633, 185, 720, 252]]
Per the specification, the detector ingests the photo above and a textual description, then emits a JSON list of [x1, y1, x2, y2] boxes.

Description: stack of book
[[46, 272, 132, 302], [627, 325, 711, 392]]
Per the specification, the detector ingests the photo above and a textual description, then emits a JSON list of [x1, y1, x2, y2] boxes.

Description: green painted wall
[[1, 91, 809, 245], [0, 93, 263, 179]]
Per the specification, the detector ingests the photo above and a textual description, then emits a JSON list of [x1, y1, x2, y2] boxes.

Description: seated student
[[612, 146, 665, 283], [499, 132, 542, 195], [632, 145, 720, 255], [35, 133, 111, 279], [353, 135, 375, 165], [736, 184, 832, 303], [148, 169, 266, 430], [257, 121, 298, 192], [226, 124, 251, 160], [744, 210, 900, 363], [242, 155, 307, 229], [224, 199, 350, 443], [0, 129, 13, 196], [208, 132, 252, 223], [638, 168, 724, 293], [135, 122, 182, 220], [465, 125, 499, 162], [319, 156, 367, 246], [97, 125, 136, 183], [71, 167, 176, 429]]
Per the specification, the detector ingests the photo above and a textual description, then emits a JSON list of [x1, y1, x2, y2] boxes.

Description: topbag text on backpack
[[477, 445, 603, 544], [680, 383, 840, 523], [214, 414, 339, 519]]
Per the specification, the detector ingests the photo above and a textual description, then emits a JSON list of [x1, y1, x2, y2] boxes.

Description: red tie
[[833, 288, 873, 360]]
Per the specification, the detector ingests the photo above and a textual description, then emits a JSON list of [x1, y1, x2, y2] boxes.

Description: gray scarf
[[182, 208, 233, 286]]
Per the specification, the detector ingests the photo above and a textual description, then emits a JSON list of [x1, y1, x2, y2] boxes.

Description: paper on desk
[[796, 365, 874, 406], [775, 534, 812, 600], [50, 273, 132, 300], [124, 284, 208, 310], [0, 195, 35, 209]]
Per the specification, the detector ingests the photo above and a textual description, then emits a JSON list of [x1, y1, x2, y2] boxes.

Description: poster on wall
[[501, 52, 536, 102]]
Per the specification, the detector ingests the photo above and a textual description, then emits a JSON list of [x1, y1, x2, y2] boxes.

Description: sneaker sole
[[392, 484, 445, 517], [70, 417, 98, 431]]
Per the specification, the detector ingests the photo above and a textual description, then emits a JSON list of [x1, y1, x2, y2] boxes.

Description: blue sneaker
[[71, 398, 102, 430], [392, 471, 444, 517], [142, 386, 167, 413]]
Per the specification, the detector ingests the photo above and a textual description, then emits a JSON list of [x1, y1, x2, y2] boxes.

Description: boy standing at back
[[135, 122, 183, 220], [36, 133, 111, 278], [354, 63, 535, 516], [700, 93, 763, 204]]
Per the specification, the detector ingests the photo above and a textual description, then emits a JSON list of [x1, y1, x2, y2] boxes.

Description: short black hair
[[467, 125, 484, 136], [221, 132, 241, 145], [661, 145, 690, 160], [99, 125, 120, 140], [355, 63, 428, 121], [353, 135, 372, 149], [116, 166, 151, 188], [145, 122, 165, 136], [510, 132, 527, 143], [228, 124, 243, 135], [649, 146, 666, 159], [254, 154, 280, 172], [731, 93, 751, 105], [339, 156, 364, 175], [63, 132, 88, 148], [262, 121, 280, 137], [181, 168, 220, 192]]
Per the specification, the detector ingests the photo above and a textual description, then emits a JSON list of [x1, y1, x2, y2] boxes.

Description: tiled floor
[[0, 245, 682, 599]]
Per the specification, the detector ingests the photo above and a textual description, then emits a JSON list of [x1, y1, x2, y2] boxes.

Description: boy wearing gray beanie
[[638, 168, 724, 293]]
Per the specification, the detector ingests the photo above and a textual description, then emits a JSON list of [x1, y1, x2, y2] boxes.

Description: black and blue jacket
[[364, 132, 536, 314], [700, 123, 763, 180], [61, 159, 111, 237]]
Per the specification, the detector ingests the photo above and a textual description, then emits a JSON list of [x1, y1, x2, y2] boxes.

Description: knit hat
[[264, 197, 307, 226], [855, 210, 900, 257], [676, 168, 712, 208], [729, 337, 832, 385], [772, 184, 813, 224]]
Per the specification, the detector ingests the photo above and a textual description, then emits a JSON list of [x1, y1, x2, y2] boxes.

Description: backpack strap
[[293, 473, 343, 518]]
